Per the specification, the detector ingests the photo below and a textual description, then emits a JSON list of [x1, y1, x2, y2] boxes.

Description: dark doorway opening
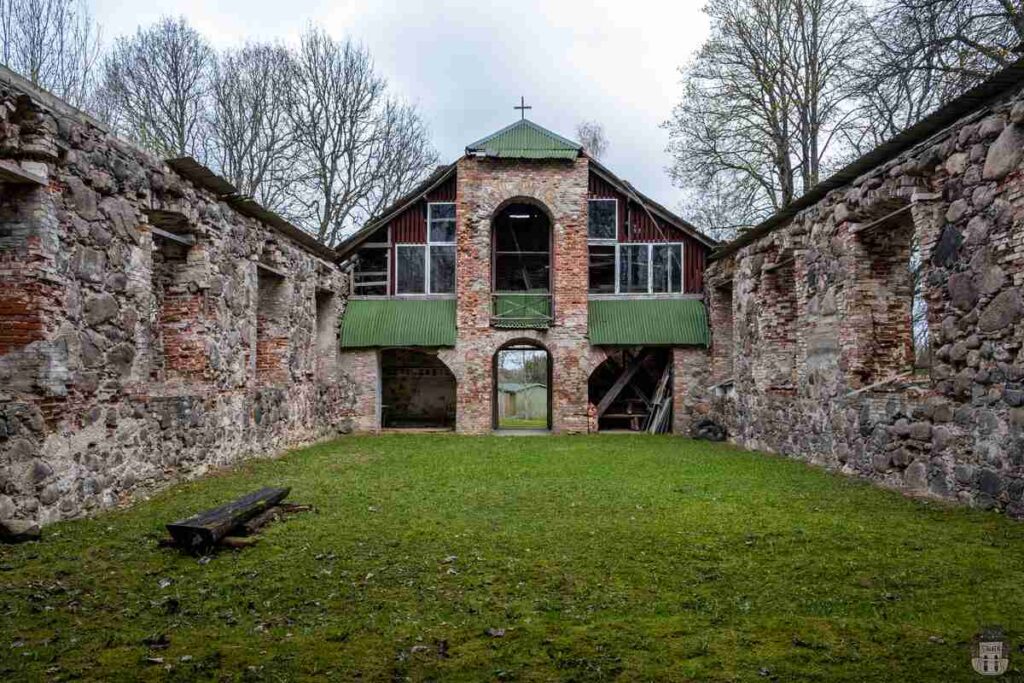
[[381, 349, 456, 429], [493, 341, 551, 430], [588, 348, 672, 432], [491, 202, 553, 328]]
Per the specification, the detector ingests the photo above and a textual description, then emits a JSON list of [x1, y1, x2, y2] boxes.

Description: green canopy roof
[[588, 299, 709, 346], [340, 299, 456, 348], [466, 119, 581, 160]]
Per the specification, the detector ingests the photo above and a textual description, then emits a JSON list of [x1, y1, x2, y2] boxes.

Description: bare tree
[[98, 16, 213, 158], [664, 0, 867, 238], [208, 43, 294, 212], [576, 120, 608, 159], [285, 28, 437, 246], [0, 0, 101, 107], [848, 0, 1022, 154]]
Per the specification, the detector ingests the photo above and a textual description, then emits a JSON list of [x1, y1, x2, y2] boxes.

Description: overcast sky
[[91, 0, 710, 211]]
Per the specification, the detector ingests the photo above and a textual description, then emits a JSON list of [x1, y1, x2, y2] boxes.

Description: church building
[[334, 116, 717, 433]]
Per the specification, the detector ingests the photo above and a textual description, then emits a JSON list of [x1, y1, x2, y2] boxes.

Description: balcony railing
[[491, 293, 552, 329]]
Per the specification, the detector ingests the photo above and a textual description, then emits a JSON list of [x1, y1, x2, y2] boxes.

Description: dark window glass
[[588, 199, 617, 240], [494, 208, 549, 251], [354, 247, 388, 296], [429, 203, 456, 243], [495, 253, 549, 292], [429, 245, 455, 294], [652, 244, 676, 293], [619, 244, 648, 293], [670, 243, 683, 293], [588, 245, 616, 293], [396, 246, 425, 294]]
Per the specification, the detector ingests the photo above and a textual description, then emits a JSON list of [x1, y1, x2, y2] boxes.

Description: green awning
[[340, 299, 456, 348], [588, 299, 709, 346]]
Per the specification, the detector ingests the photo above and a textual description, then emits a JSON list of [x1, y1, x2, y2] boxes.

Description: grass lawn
[[497, 417, 548, 430], [3, 435, 1024, 681]]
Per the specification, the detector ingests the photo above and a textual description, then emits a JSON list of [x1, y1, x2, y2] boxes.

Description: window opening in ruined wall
[[756, 252, 798, 391], [711, 282, 735, 384], [256, 249, 290, 385], [149, 218, 200, 381], [847, 204, 923, 386], [314, 289, 337, 377]]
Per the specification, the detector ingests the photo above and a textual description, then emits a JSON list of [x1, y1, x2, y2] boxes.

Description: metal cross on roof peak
[[514, 96, 532, 120]]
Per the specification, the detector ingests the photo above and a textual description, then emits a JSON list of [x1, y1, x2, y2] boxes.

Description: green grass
[[497, 417, 548, 429], [2, 435, 1024, 682]]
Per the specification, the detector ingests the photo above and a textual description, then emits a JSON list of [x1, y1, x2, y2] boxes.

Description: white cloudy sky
[[91, 0, 710, 209]]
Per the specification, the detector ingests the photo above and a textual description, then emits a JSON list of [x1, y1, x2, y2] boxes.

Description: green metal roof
[[588, 299, 709, 346], [340, 299, 456, 348], [466, 119, 581, 159]]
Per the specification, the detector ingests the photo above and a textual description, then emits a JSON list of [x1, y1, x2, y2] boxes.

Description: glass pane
[[495, 206, 549, 252], [652, 245, 672, 293], [495, 253, 549, 292], [496, 346, 548, 429], [429, 245, 455, 294], [354, 248, 388, 296], [430, 203, 455, 220], [396, 246, 425, 294], [618, 244, 648, 293], [429, 220, 456, 243], [588, 199, 617, 240], [588, 245, 616, 293], [670, 244, 683, 293]]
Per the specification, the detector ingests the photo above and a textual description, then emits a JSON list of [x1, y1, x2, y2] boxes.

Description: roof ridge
[[466, 118, 582, 154]]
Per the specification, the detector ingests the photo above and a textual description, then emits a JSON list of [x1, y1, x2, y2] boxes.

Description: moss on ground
[[2, 434, 1023, 681]]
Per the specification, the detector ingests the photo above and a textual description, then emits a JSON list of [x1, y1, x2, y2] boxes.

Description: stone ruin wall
[[0, 72, 358, 525], [702, 82, 1024, 517]]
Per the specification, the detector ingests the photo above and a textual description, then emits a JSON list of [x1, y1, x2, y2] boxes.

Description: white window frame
[[395, 244, 428, 295], [394, 204, 457, 296], [587, 198, 619, 243], [427, 202, 457, 244], [612, 242, 687, 295], [352, 227, 391, 297]]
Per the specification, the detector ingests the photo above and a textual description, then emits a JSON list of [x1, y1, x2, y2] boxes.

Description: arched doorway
[[493, 340, 551, 430], [491, 201, 552, 328], [380, 349, 456, 429]]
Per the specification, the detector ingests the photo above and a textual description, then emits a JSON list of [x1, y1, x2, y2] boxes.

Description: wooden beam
[[849, 204, 914, 235], [151, 226, 196, 246], [0, 159, 46, 185], [166, 487, 290, 552], [257, 262, 288, 279], [596, 352, 647, 417]]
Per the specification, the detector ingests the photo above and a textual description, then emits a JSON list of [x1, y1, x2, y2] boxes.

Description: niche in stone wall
[[756, 251, 798, 391], [845, 202, 923, 387], [314, 289, 337, 376], [150, 219, 203, 382], [710, 281, 734, 382], [256, 262, 290, 385]]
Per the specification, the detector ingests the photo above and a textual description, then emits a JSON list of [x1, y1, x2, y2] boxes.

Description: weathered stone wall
[[704, 82, 1024, 516], [0, 71, 354, 524]]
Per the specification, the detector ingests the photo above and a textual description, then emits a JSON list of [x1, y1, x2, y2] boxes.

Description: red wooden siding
[[381, 172, 457, 293], [588, 170, 707, 294]]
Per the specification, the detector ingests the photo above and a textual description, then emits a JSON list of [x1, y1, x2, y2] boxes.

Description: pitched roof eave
[[334, 162, 459, 262], [586, 156, 718, 249]]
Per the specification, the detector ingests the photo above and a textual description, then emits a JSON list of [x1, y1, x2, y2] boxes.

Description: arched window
[[493, 340, 551, 430], [491, 202, 553, 328]]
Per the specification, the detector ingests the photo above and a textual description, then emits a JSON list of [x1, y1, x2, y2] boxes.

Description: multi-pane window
[[395, 203, 456, 295], [608, 243, 686, 294]]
